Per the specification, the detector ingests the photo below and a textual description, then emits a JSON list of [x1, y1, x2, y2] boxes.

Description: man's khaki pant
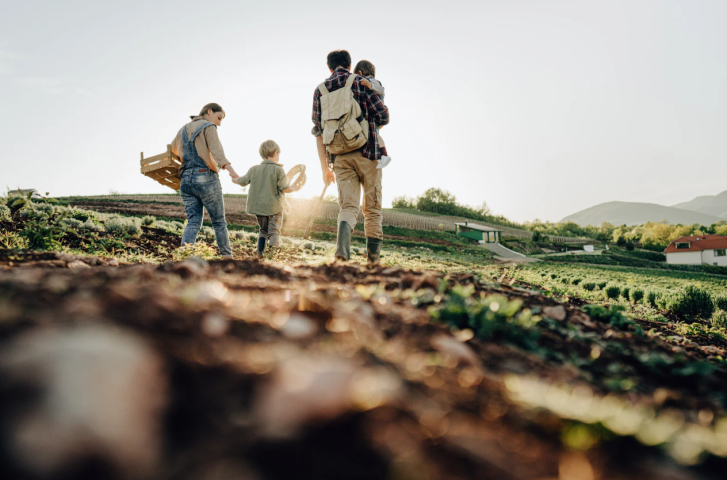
[[333, 150, 383, 240]]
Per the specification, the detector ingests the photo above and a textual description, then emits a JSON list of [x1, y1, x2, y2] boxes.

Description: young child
[[354, 60, 391, 169], [233, 140, 298, 257]]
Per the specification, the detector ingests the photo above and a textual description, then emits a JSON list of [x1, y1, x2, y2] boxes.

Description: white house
[[664, 235, 727, 266]]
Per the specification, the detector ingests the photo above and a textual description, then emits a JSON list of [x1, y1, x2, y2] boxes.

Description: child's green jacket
[[235, 160, 291, 216]]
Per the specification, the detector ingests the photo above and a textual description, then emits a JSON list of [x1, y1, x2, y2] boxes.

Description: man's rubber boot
[[366, 237, 383, 265], [257, 236, 267, 258], [334, 222, 352, 261]]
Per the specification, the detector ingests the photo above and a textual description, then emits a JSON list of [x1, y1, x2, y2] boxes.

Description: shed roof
[[455, 223, 502, 233], [664, 235, 727, 253]]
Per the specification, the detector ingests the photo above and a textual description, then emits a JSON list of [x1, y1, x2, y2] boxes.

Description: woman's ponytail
[[190, 103, 225, 120]]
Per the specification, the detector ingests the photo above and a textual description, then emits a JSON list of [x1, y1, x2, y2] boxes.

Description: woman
[[171, 103, 239, 258]]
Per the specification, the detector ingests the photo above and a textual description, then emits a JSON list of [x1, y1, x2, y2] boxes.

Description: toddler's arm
[[234, 168, 252, 186]]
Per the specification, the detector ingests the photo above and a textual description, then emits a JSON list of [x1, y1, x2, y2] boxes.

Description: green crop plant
[[582, 304, 643, 336], [630, 289, 644, 304], [666, 285, 715, 322], [0, 204, 11, 220], [711, 310, 727, 329], [605, 285, 621, 299], [582, 282, 596, 291], [646, 291, 659, 308], [572, 278, 582, 285], [142, 215, 156, 227], [60, 218, 83, 230], [597, 282, 607, 290], [621, 287, 630, 300], [713, 296, 727, 312], [430, 284, 540, 350]]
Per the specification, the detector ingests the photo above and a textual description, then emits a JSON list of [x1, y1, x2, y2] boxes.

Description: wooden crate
[[140, 145, 182, 190]]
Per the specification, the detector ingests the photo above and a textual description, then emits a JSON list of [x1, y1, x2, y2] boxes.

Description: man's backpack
[[318, 74, 369, 155]]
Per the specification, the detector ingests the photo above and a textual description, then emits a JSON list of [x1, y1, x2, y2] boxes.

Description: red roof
[[664, 235, 727, 253]]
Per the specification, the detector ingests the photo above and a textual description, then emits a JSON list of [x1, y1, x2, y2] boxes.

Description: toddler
[[355, 60, 391, 169], [233, 140, 298, 257]]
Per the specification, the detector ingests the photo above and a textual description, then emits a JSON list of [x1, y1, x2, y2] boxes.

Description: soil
[[0, 253, 725, 480]]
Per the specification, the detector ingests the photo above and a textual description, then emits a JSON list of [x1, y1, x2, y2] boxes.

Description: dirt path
[[0, 252, 724, 479]]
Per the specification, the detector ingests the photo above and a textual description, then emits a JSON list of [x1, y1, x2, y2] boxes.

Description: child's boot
[[257, 236, 267, 258], [366, 238, 383, 265], [334, 222, 352, 261]]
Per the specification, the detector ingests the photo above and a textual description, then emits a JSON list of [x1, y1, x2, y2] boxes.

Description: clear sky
[[2, 0, 727, 223]]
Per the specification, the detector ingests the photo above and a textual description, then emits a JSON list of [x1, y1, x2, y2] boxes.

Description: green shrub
[[713, 296, 727, 312], [605, 285, 621, 299], [646, 291, 659, 308], [582, 282, 596, 291], [630, 289, 644, 303], [561, 277, 569, 284], [551, 273, 558, 279], [141, 215, 156, 226], [621, 287, 630, 300], [124, 222, 142, 237], [711, 310, 727, 329], [106, 218, 130, 235], [81, 220, 104, 232], [625, 242, 635, 251], [61, 218, 83, 230], [597, 281, 607, 290], [666, 285, 715, 322], [572, 278, 582, 285]]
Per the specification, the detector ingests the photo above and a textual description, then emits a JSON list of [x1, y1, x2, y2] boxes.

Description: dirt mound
[[0, 256, 725, 479]]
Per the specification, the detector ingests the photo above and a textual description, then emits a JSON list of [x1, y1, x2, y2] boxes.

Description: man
[[311, 50, 390, 264]]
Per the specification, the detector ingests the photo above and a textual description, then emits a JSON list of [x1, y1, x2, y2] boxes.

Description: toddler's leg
[[376, 133, 391, 169], [256, 216, 269, 257], [267, 212, 284, 248]]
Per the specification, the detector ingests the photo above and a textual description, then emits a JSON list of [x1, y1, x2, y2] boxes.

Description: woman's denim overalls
[[178, 122, 232, 256]]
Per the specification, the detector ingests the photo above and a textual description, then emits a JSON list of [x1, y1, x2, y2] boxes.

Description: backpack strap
[[344, 74, 357, 90], [318, 82, 329, 95]]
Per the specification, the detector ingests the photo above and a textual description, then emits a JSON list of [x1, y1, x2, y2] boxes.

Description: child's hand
[[360, 78, 372, 90], [231, 177, 238, 185]]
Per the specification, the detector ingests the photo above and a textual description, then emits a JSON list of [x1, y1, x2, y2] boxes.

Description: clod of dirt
[[0, 326, 167, 480], [543, 305, 567, 321]]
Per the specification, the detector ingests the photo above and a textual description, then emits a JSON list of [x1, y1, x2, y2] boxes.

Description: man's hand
[[323, 169, 335, 186], [360, 78, 372, 89]]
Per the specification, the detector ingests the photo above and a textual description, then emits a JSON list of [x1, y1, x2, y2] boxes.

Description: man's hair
[[192, 102, 224, 120], [354, 60, 375, 77], [259, 139, 280, 159], [327, 50, 351, 70]]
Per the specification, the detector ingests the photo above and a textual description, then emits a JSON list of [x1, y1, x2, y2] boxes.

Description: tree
[[416, 188, 457, 214], [392, 195, 416, 210]]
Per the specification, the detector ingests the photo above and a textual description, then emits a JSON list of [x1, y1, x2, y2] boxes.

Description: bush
[[142, 216, 156, 227], [81, 220, 104, 232], [616, 237, 626, 247], [61, 218, 83, 230], [711, 310, 727, 329], [124, 222, 142, 237], [572, 278, 582, 285], [630, 289, 644, 303], [200, 226, 215, 239], [551, 274, 558, 279], [597, 281, 607, 290], [666, 285, 715, 322], [646, 290, 659, 308], [713, 296, 727, 312], [391, 195, 417, 210], [582, 282, 596, 291], [621, 287, 630, 300], [605, 285, 621, 299], [625, 242, 635, 251]]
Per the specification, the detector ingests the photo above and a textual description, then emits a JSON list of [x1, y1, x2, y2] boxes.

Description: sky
[[2, 0, 727, 223]]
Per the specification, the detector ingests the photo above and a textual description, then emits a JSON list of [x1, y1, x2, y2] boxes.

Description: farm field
[[2, 196, 727, 479]]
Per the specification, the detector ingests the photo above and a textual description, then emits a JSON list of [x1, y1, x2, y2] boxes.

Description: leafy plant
[[582, 282, 596, 291], [666, 285, 715, 322], [646, 290, 659, 308], [605, 285, 621, 299], [621, 287, 630, 300], [583, 304, 644, 336], [142, 215, 156, 227], [630, 288, 644, 303]]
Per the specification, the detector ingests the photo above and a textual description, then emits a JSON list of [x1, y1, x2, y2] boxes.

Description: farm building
[[664, 235, 727, 266], [455, 222, 502, 244], [8, 189, 42, 199]]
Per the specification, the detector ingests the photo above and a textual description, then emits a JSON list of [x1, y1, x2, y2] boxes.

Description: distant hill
[[672, 190, 727, 218], [560, 201, 723, 227]]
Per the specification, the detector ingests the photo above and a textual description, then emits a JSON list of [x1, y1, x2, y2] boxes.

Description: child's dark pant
[[256, 213, 283, 247]]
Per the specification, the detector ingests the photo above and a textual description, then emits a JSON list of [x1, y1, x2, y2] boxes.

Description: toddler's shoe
[[377, 156, 392, 169]]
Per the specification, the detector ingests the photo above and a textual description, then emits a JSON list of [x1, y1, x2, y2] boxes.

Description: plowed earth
[[0, 252, 725, 480]]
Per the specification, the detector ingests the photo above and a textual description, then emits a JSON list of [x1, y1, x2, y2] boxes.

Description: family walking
[[170, 49, 390, 264]]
